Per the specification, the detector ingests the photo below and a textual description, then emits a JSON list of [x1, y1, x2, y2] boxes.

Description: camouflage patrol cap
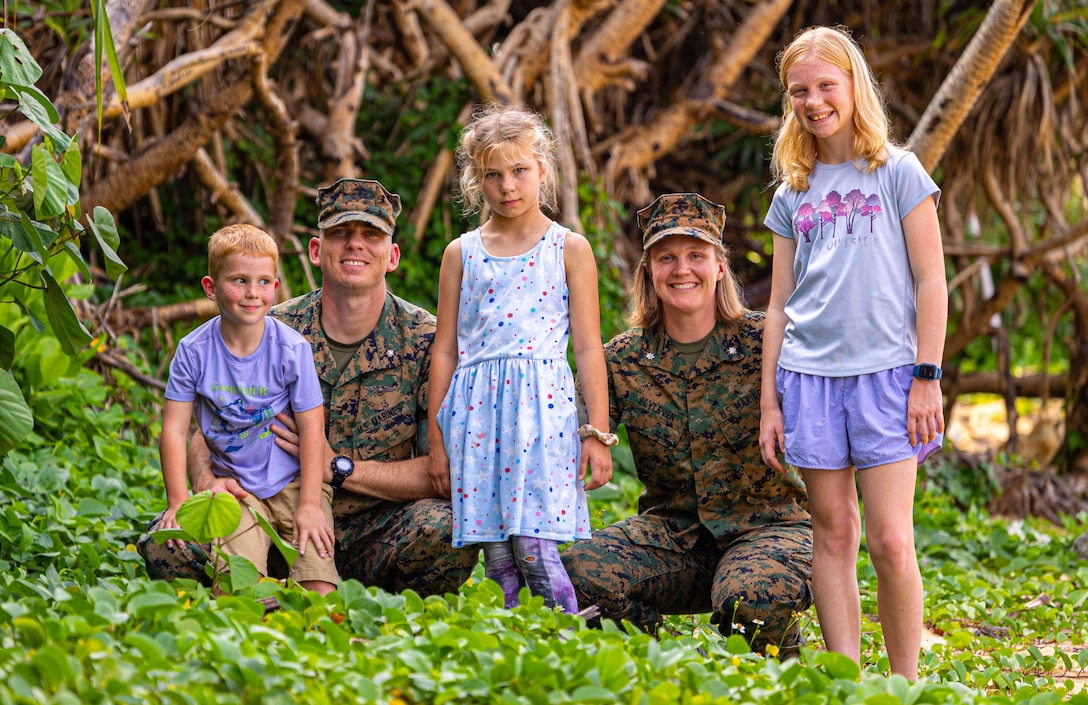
[[636, 193, 726, 250], [317, 178, 402, 236]]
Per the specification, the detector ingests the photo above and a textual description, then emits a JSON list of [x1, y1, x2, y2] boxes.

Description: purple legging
[[483, 536, 579, 613]]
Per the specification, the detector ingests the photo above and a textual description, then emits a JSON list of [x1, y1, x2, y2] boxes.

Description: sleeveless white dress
[[437, 222, 591, 547]]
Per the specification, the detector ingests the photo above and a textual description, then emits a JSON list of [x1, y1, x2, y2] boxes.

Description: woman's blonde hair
[[770, 25, 892, 191], [207, 224, 278, 280], [455, 104, 560, 216], [627, 240, 747, 329]]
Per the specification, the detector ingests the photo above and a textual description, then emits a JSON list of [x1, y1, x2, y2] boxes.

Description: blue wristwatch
[[912, 364, 942, 381]]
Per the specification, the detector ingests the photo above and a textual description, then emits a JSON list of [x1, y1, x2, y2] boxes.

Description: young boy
[[158, 224, 337, 595]]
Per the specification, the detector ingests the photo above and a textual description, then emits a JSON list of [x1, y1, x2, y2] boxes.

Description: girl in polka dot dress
[[428, 104, 613, 613]]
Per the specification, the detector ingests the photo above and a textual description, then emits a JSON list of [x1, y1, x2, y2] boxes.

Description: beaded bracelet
[[577, 424, 620, 447]]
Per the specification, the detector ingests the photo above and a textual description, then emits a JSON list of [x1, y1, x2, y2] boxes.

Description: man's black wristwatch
[[331, 455, 354, 489], [912, 364, 942, 381]]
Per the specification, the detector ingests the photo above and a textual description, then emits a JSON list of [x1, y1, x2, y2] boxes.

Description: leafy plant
[[0, 24, 126, 454], [150, 490, 300, 595]]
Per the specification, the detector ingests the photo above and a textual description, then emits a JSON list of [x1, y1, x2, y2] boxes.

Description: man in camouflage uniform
[[562, 193, 813, 655], [138, 178, 477, 595]]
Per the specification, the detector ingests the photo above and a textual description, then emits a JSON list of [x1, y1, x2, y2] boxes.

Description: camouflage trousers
[[561, 522, 813, 655], [137, 497, 477, 597]]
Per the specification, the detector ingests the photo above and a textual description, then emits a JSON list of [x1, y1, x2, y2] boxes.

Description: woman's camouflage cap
[[317, 178, 402, 236], [636, 193, 726, 250]]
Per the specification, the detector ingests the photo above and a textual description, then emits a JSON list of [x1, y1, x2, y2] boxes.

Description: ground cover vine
[[1, 355, 1087, 703]]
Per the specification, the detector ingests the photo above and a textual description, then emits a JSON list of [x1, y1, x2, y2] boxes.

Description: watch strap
[[912, 364, 942, 381]]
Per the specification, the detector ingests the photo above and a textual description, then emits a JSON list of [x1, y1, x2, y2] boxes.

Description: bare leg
[[300, 580, 337, 596], [800, 466, 862, 665], [858, 457, 922, 680]]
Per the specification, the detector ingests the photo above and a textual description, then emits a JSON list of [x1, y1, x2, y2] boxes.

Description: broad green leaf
[[16, 87, 70, 151], [88, 206, 127, 280], [725, 633, 752, 654], [5, 214, 46, 264], [0, 28, 43, 87], [569, 686, 618, 702], [60, 134, 82, 187], [76, 497, 110, 517], [61, 241, 92, 282], [251, 506, 298, 568], [122, 632, 169, 663], [0, 369, 33, 454], [31, 645, 73, 688], [13, 615, 46, 647], [176, 490, 242, 543], [0, 324, 13, 369], [30, 143, 68, 219], [39, 268, 92, 354], [224, 554, 259, 591], [127, 592, 180, 618], [0, 150, 22, 173], [149, 528, 189, 545], [11, 294, 46, 333], [814, 650, 862, 681]]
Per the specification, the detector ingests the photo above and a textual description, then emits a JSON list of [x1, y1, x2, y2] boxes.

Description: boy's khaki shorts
[[218, 478, 339, 586]]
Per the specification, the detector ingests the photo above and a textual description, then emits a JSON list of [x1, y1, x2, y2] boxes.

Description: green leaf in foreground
[[176, 490, 242, 543], [251, 505, 299, 567], [39, 268, 92, 354], [0, 368, 33, 454]]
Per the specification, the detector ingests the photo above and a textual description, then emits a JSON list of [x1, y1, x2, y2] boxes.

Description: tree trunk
[[907, 0, 1035, 171]]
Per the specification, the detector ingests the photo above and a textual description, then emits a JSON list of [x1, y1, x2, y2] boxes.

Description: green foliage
[[0, 26, 126, 454], [2, 360, 1088, 702], [150, 490, 300, 595], [578, 176, 630, 341], [336, 75, 471, 312], [920, 451, 1002, 510]]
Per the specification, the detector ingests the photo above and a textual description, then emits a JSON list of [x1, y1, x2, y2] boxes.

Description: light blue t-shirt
[[165, 316, 324, 499], [764, 147, 940, 377]]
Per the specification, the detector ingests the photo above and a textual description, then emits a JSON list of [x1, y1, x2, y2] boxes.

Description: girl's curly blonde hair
[[455, 104, 560, 217]]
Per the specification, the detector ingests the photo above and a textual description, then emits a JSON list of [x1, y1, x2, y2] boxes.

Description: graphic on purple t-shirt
[[165, 316, 323, 499]]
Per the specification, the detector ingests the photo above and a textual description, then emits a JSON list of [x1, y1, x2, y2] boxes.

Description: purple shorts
[[776, 365, 942, 470]]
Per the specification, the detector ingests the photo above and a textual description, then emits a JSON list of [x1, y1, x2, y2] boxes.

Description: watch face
[[332, 456, 354, 474], [914, 364, 940, 380]]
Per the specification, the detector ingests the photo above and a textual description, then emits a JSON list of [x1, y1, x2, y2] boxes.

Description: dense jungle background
[[13, 0, 1086, 514], [2, 0, 1088, 702]]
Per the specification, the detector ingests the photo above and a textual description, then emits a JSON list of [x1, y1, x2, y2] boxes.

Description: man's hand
[[272, 412, 334, 483]]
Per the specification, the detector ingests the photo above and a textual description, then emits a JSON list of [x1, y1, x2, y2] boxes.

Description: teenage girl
[[428, 104, 614, 612], [759, 26, 947, 680]]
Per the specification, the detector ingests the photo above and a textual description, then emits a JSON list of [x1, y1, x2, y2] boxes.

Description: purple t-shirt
[[165, 316, 324, 499]]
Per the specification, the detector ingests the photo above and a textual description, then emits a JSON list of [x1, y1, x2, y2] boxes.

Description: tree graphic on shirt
[[793, 189, 883, 241]]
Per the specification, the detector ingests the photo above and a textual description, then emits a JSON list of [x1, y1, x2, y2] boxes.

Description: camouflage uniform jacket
[[605, 311, 810, 552], [271, 290, 433, 537]]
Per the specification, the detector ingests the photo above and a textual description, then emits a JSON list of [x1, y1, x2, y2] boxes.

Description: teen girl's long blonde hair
[[770, 26, 893, 192]]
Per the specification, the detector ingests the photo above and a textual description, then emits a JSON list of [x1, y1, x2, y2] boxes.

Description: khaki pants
[[218, 478, 339, 586]]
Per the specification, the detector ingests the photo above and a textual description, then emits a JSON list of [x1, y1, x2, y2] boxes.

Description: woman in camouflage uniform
[[562, 193, 813, 655]]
